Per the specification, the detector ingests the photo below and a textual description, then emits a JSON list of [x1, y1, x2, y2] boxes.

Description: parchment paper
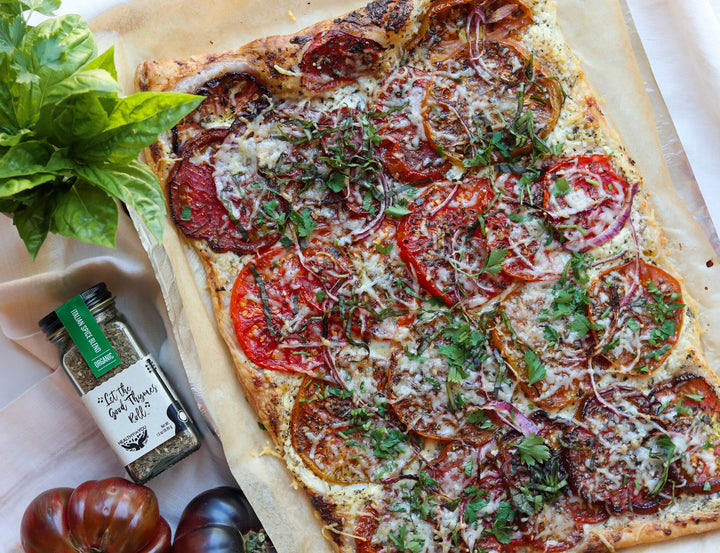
[[89, 1, 720, 551]]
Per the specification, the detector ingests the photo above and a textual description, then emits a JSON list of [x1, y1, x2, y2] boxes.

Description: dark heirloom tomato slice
[[416, 0, 533, 62], [230, 244, 344, 375], [490, 281, 592, 410], [173, 72, 268, 153], [168, 128, 284, 253], [300, 30, 385, 93], [652, 374, 720, 494], [397, 179, 512, 306], [387, 344, 496, 443], [372, 67, 450, 184], [564, 386, 671, 515], [422, 40, 562, 165], [485, 204, 569, 281], [291, 378, 416, 484], [542, 155, 636, 252], [588, 260, 685, 373]]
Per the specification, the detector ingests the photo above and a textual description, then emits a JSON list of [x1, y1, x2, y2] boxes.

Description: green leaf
[[75, 92, 203, 163], [524, 348, 546, 385], [0, 140, 72, 183], [289, 207, 316, 238], [51, 178, 118, 247], [517, 433, 551, 466], [82, 46, 117, 80], [74, 159, 165, 241], [385, 204, 412, 218], [11, 14, 97, 127], [551, 176, 570, 196]]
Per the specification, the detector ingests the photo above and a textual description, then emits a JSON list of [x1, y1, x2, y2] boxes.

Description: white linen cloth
[[2, 0, 720, 551]]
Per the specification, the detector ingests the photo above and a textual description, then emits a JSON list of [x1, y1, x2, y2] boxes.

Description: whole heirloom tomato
[[172, 486, 275, 553], [21, 477, 171, 553]]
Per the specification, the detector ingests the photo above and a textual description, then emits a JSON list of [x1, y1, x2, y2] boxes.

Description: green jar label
[[55, 295, 121, 377]]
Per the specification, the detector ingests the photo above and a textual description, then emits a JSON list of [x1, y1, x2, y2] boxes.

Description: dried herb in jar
[[39, 282, 200, 483]]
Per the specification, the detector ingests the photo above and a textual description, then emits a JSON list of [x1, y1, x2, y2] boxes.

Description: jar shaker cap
[[38, 282, 113, 337]]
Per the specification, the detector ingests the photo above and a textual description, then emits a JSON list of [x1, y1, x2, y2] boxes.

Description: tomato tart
[[137, 0, 720, 551]]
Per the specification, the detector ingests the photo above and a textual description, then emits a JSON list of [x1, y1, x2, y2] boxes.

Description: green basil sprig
[[0, 0, 203, 258]]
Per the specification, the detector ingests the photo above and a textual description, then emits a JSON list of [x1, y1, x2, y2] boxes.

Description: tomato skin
[[300, 30, 384, 92], [20, 478, 171, 553], [172, 487, 273, 553]]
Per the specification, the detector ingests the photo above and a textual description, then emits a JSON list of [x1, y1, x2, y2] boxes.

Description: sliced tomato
[[173, 72, 268, 153], [490, 281, 592, 409], [230, 244, 344, 375], [372, 67, 450, 184], [542, 155, 635, 252], [430, 441, 483, 501], [485, 204, 569, 281], [291, 378, 416, 484], [422, 40, 562, 165], [354, 508, 380, 553], [168, 128, 285, 253], [397, 179, 512, 306], [652, 374, 720, 494], [588, 260, 685, 373], [416, 0, 533, 62], [300, 30, 385, 92], [564, 386, 671, 514], [387, 345, 496, 444]]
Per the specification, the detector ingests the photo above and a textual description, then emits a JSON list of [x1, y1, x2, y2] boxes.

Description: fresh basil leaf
[[385, 204, 412, 218], [82, 46, 117, 79], [51, 177, 118, 246], [50, 92, 111, 145], [0, 140, 72, 182], [39, 69, 121, 114], [75, 92, 203, 163], [11, 185, 55, 258], [74, 159, 165, 240]]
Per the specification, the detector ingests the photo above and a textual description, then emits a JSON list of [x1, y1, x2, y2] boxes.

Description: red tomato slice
[[485, 204, 569, 281], [652, 374, 720, 494], [168, 128, 285, 254], [542, 155, 634, 251], [372, 67, 450, 184], [588, 259, 684, 373], [230, 245, 344, 375], [397, 179, 512, 306], [300, 30, 384, 92]]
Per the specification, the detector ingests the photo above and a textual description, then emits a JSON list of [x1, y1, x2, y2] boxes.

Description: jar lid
[[38, 282, 113, 337]]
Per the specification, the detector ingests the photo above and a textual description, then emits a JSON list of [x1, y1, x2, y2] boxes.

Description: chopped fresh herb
[[491, 502, 516, 544], [180, 205, 192, 221], [385, 204, 413, 218], [483, 248, 508, 275], [650, 433, 677, 496], [524, 349, 546, 386], [517, 433, 551, 466], [551, 176, 571, 196], [289, 208, 316, 238], [375, 242, 393, 255]]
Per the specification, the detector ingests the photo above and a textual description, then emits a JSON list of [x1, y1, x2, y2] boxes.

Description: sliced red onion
[[351, 172, 392, 242], [485, 401, 538, 436], [570, 181, 638, 252]]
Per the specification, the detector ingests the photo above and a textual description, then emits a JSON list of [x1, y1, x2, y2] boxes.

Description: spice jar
[[39, 282, 200, 483]]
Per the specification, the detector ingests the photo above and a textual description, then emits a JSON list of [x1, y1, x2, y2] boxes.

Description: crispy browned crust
[[137, 0, 720, 551]]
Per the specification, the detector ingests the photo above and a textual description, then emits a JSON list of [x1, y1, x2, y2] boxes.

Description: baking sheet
[[90, 0, 720, 551]]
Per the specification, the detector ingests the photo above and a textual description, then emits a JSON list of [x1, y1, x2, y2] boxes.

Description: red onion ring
[[569, 181, 639, 252], [484, 401, 538, 436]]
